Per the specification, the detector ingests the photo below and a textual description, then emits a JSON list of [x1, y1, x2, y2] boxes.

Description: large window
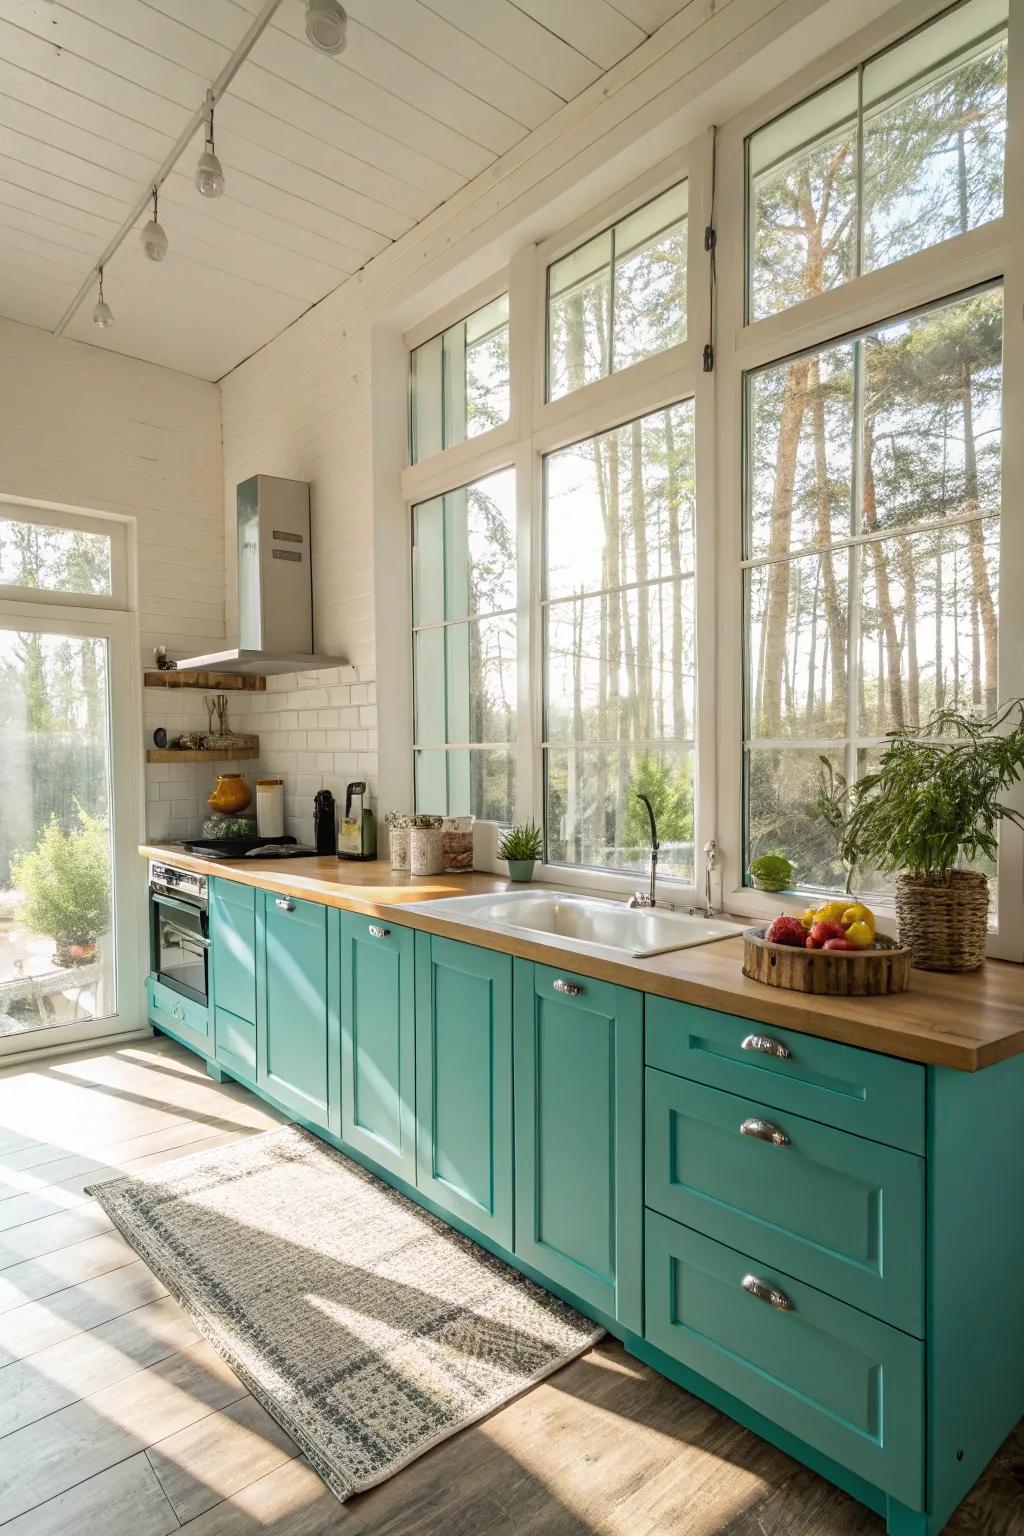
[[744, 287, 1003, 888], [547, 183, 687, 400], [412, 468, 517, 822], [544, 402, 696, 880], [748, 0, 1007, 320]]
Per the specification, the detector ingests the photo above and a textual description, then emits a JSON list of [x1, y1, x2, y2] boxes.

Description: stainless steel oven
[[149, 861, 209, 1006]]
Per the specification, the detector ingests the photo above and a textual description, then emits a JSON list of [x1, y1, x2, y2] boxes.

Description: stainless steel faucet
[[702, 838, 718, 919], [628, 794, 659, 909]]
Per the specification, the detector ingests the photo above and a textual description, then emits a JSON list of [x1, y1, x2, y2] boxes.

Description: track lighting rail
[[53, 0, 287, 339]]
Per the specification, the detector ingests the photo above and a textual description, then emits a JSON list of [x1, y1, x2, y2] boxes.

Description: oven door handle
[[152, 890, 208, 923]]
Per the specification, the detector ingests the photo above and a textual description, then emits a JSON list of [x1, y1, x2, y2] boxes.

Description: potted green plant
[[498, 821, 543, 883], [11, 807, 111, 968], [838, 703, 1024, 972], [748, 853, 795, 892]]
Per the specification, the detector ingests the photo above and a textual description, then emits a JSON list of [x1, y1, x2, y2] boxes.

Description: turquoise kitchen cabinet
[[210, 877, 258, 1079], [338, 910, 416, 1182], [513, 960, 642, 1331], [259, 892, 338, 1134], [414, 932, 513, 1247]]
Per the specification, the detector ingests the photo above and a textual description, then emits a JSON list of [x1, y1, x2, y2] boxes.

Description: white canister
[[410, 825, 444, 876], [256, 778, 284, 839]]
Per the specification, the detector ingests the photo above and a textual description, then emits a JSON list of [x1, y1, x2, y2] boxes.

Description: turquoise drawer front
[[646, 997, 924, 1154], [645, 1213, 924, 1509], [147, 975, 210, 1056], [646, 1069, 924, 1335], [215, 1005, 256, 1079]]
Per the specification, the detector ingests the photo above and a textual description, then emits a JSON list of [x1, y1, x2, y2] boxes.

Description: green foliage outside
[[11, 807, 111, 949]]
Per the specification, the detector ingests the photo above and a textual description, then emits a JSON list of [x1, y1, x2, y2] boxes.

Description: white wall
[[218, 0, 897, 836], [0, 317, 226, 840]]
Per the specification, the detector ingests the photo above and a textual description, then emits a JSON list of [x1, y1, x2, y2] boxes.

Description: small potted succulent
[[748, 853, 795, 893], [839, 703, 1024, 972], [498, 821, 543, 883]]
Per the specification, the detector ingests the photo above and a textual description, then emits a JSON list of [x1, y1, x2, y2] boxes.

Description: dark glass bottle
[[313, 790, 336, 855]]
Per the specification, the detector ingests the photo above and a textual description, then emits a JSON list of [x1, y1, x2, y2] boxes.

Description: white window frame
[[713, 0, 1023, 959], [0, 496, 129, 611], [400, 142, 714, 904]]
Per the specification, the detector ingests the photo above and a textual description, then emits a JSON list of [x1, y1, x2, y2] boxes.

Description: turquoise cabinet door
[[210, 878, 257, 1025], [414, 932, 513, 1248], [338, 911, 415, 1182], [259, 893, 337, 1133], [513, 961, 642, 1331]]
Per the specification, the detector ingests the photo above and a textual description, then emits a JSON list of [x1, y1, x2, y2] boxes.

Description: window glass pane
[[742, 286, 1003, 894], [746, 342, 854, 560], [859, 521, 998, 733], [413, 629, 445, 745], [546, 184, 687, 401], [863, 32, 1006, 273], [748, 77, 858, 321], [410, 294, 509, 463], [745, 746, 847, 891], [413, 469, 516, 627], [547, 233, 611, 401], [747, 0, 1007, 320], [612, 183, 687, 372], [746, 550, 849, 740], [440, 617, 516, 744], [546, 580, 694, 744], [546, 401, 694, 601], [861, 289, 1002, 533], [0, 517, 112, 597], [414, 748, 515, 824], [545, 746, 694, 881]]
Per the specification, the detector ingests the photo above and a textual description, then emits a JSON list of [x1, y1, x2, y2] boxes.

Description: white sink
[[405, 889, 746, 959]]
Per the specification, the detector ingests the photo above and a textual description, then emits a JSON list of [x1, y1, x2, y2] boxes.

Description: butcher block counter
[[141, 844, 1024, 1070]]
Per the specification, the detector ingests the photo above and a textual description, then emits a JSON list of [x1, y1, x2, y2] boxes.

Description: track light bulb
[[305, 0, 347, 54], [141, 187, 168, 261], [92, 268, 115, 329], [195, 95, 225, 197], [195, 147, 224, 198]]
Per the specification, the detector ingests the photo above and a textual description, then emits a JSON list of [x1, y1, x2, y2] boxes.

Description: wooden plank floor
[[0, 1036, 1020, 1535]]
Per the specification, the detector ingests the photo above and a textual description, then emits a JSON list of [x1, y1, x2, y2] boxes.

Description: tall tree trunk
[[664, 411, 685, 737], [862, 405, 905, 728], [898, 539, 920, 726], [960, 364, 998, 713], [807, 354, 847, 710], [629, 418, 652, 741], [759, 358, 809, 734]]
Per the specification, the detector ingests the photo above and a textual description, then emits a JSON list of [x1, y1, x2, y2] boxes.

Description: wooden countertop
[[141, 844, 1024, 1072]]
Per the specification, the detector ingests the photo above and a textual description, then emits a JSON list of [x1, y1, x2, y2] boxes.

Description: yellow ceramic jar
[[208, 773, 252, 814]]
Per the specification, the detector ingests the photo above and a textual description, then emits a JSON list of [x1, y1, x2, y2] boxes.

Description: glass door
[[0, 601, 140, 1054]]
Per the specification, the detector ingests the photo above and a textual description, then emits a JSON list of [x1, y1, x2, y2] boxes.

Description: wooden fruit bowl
[[742, 928, 911, 996]]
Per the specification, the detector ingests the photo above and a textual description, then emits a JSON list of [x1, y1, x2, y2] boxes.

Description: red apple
[[805, 933, 821, 949], [765, 915, 807, 948], [823, 936, 856, 951], [809, 920, 845, 945]]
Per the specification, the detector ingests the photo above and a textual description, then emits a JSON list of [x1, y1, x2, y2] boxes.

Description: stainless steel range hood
[[178, 475, 344, 677]]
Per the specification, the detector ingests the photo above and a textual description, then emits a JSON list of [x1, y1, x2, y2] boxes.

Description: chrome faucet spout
[[628, 793, 660, 909], [703, 838, 718, 919]]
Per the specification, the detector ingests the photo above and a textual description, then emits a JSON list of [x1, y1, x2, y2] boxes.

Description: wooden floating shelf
[[146, 745, 260, 763], [143, 670, 266, 692]]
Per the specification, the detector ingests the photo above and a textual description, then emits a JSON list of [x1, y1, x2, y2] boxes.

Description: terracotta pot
[[208, 773, 252, 814], [54, 940, 97, 968]]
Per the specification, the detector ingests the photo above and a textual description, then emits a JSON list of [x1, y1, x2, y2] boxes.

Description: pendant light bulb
[[305, 0, 347, 54], [195, 95, 225, 198], [92, 267, 115, 329], [141, 187, 169, 262]]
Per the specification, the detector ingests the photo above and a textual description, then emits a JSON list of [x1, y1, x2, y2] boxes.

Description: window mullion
[[847, 335, 866, 800]]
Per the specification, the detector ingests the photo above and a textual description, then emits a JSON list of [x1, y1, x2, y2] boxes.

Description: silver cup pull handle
[[368, 924, 390, 939], [553, 979, 582, 997], [740, 1117, 790, 1147], [275, 897, 295, 912], [742, 1274, 794, 1311], [741, 1033, 791, 1059]]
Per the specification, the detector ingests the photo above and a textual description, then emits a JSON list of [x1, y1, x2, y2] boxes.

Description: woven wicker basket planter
[[895, 870, 990, 972]]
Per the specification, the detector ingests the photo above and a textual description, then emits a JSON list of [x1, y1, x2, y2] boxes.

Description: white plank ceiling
[[0, 0, 691, 381]]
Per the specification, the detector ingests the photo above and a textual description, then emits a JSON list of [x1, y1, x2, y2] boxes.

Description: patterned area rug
[[87, 1125, 603, 1502]]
